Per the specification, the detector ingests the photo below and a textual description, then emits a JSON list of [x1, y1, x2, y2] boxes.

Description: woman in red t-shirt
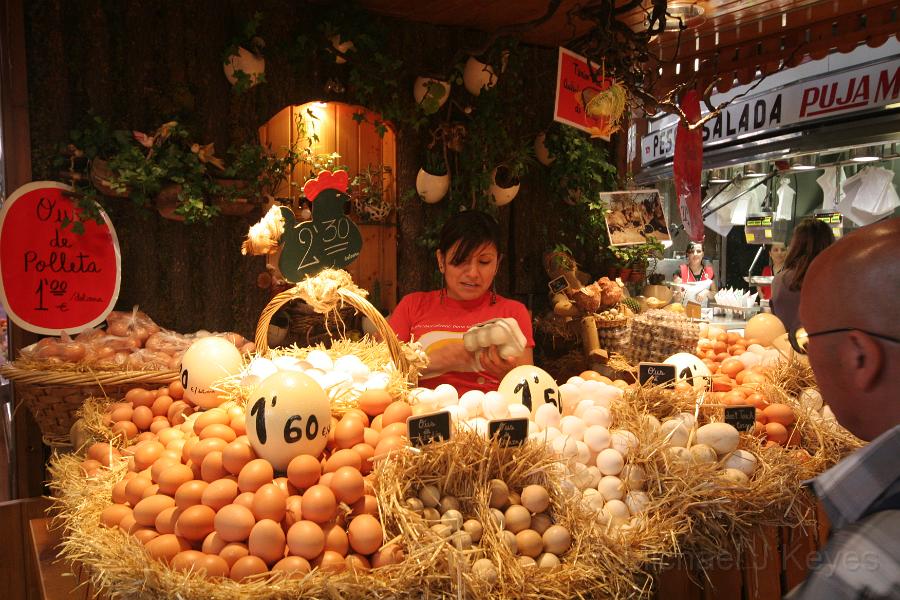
[[758, 242, 786, 300], [389, 211, 534, 393]]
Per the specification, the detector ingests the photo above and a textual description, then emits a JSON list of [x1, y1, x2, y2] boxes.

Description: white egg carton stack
[[463, 318, 527, 361]]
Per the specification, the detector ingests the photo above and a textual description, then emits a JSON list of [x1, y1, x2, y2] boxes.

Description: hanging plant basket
[[223, 46, 265, 88], [462, 56, 498, 96], [154, 184, 185, 221], [534, 132, 555, 166], [415, 168, 450, 204], [488, 166, 520, 207], [89, 159, 129, 198], [413, 77, 451, 115]]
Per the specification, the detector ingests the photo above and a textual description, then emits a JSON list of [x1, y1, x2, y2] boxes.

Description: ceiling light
[[850, 146, 881, 162]]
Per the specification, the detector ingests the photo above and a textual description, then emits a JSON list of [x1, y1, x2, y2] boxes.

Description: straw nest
[[48, 450, 446, 600], [375, 430, 648, 599]]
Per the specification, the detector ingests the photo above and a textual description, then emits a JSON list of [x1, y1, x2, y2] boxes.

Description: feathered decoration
[[191, 142, 226, 171], [241, 204, 285, 255]]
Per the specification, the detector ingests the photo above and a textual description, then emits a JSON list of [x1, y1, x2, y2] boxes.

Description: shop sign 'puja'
[[406, 410, 452, 448], [278, 170, 362, 282], [245, 371, 331, 470], [0, 181, 121, 335]]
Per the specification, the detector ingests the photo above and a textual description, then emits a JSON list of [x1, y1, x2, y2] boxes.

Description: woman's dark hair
[[783, 218, 835, 291], [438, 210, 501, 265]]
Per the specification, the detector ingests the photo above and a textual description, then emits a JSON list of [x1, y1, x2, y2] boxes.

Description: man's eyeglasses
[[793, 327, 900, 355]]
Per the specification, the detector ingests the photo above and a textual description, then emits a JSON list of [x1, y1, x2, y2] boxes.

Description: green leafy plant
[[222, 12, 266, 94], [611, 238, 664, 270], [543, 123, 618, 202]]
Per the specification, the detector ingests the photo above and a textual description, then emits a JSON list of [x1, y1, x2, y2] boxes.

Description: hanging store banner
[[642, 55, 900, 165], [553, 47, 623, 140], [0, 182, 121, 335]]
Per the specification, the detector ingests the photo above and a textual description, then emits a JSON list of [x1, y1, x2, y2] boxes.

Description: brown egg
[[252, 483, 288, 522], [168, 401, 192, 425], [348, 514, 383, 555], [371, 544, 404, 568], [200, 423, 237, 443], [135, 432, 157, 443], [100, 504, 132, 528], [342, 409, 370, 427], [334, 418, 365, 450], [132, 406, 154, 431], [176, 504, 216, 541], [109, 404, 134, 423], [133, 494, 176, 527], [126, 388, 155, 408], [350, 443, 375, 475], [133, 441, 165, 471], [154, 463, 193, 496], [198, 553, 230, 578], [765, 422, 790, 445], [234, 491, 255, 511], [215, 503, 256, 542], [201, 478, 240, 511], [238, 459, 274, 493], [202, 531, 228, 554], [230, 415, 247, 437], [373, 435, 406, 459], [516, 529, 543, 558], [325, 449, 362, 473], [190, 438, 228, 467], [248, 519, 286, 565], [112, 420, 139, 441], [273, 477, 298, 497], [219, 542, 249, 568], [124, 476, 153, 506], [330, 466, 365, 505], [141, 483, 161, 499], [111, 479, 130, 504], [301, 485, 337, 523], [363, 428, 379, 448], [286, 520, 325, 559], [284, 495, 304, 529], [151, 395, 174, 418], [168, 380, 185, 400], [318, 550, 348, 572], [171, 550, 204, 572], [370, 415, 383, 432], [381, 401, 413, 427], [350, 495, 379, 518], [357, 389, 393, 417], [273, 556, 311, 577], [378, 422, 409, 441], [132, 527, 160, 544], [87, 442, 121, 467], [763, 403, 796, 427], [149, 418, 170, 435], [155, 506, 181, 534], [201, 451, 230, 483], [322, 522, 349, 555], [287, 454, 321, 491], [346, 553, 371, 571], [145, 534, 189, 564], [194, 409, 230, 435], [174, 480, 208, 510], [230, 554, 269, 581], [222, 440, 256, 476], [319, 472, 334, 488]]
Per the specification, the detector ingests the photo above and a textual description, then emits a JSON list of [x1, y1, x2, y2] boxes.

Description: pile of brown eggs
[[84, 386, 414, 582]]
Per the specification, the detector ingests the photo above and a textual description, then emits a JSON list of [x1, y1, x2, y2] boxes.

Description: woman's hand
[[479, 345, 534, 380], [421, 343, 479, 379]]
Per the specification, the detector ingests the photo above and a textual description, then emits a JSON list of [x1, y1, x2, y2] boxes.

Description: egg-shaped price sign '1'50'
[[498, 365, 559, 415], [180, 337, 244, 410], [245, 371, 331, 471]]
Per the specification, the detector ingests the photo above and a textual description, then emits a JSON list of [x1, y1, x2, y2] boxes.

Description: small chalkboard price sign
[[724, 406, 757, 432], [638, 362, 677, 388], [488, 418, 529, 447], [278, 171, 363, 282], [547, 275, 569, 295], [0, 182, 121, 335], [406, 410, 452, 448]]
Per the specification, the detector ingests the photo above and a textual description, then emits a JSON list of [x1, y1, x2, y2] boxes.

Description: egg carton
[[463, 318, 527, 365]]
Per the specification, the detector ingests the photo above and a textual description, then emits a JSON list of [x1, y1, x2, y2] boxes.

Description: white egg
[[508, 403, 532, 420], [272, 355, 304, 372], [566, 376, 586, 386], [551, 435, 579, 461], [597, 475, 625, 501], [247, 357, 278, 381], [747, 343, 767, 355], [365, 372, 390, 390], [610, 430, 639, 457], [335, 354, 370, 380], [543, 426, 562, 443], [660, 419, 690, 447], [239, 374, 263, 389], [483, 394, 509, 420], [534, 403, 561, 430], [621, 464, 647, 490], [306, 349, 334, 371], [560, 416, 586, 441], [737, 351, 761, 369], [799, 388, 823, 411], [625, 491, 650, 515], [434, 384, 460, 407], [571, 462, 593, 489], [583, 425, 611, 453], [596, 448, 625, 475], [586, 465, 602, 488], [527, 420, 540, 435], [595, 383, 625, 404], [641, 415, 661, 433], [575, 440, 591, 465], [581, 406, 612, 428], [603, 500, 630, 525], [443, 404, 463, 424], [558, 383, 582, 415], [464, 417, 489, 437], [707, 326, 725, 339], [573, 399, 595, 418], [822, 405, 837, 422], [584, 490, 605, 512], [458, 390, 485, 419], [722, 449, 758, 476], [529, 431, 550, 444]]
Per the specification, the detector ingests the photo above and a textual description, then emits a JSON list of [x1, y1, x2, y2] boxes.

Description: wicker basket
[[285, 300, 359, 347], [0, 363, 177, 445]]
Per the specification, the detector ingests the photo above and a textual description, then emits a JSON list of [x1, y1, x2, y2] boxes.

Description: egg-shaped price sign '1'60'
[[179, 337, 244, 409], [498, 365, 559, 415], [245, 371, 331, 471]]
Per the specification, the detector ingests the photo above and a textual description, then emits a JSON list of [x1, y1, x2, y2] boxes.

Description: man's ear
[[843, 331, 885, 391]]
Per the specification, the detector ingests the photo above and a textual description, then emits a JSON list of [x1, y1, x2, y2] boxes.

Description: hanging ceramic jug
[[416, 168, 450, 204], [463, 56, 497, 96], [489, 167, 520, 207]]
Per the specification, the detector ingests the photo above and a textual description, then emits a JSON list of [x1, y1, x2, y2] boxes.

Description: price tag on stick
[[724, 406, 757, 432], [407, 411, 452, 448], [638, 362, 677, 388], [488, 418, 529, 447]]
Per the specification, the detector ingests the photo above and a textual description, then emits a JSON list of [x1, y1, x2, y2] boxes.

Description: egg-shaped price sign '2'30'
[[245, 371, 331, 471]]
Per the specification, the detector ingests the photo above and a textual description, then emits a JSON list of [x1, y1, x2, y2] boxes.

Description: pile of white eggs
[[656, 413, 758, 485], [241, 350, 393, 396]]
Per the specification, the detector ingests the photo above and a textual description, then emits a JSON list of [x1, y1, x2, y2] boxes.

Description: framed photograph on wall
[[600, 189, 671, 246]]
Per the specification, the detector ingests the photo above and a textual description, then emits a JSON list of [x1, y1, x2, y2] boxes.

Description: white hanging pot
[[413, 77, 451, 110], [330, 34, 355, 64], [223, 47, 265, 87], [463, 56, 498, 96], [534, 132, 554, 166], [489, 167, 520, 207], [416, 168, 450, 204]]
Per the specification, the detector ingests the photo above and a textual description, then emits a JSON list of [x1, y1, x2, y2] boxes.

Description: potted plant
[[463, 55, 498, 96], [350, 164, 394, 222], [543, 123, 617, 204], [223, 13, 266, 92], [488, 164, 521, 207], [415, 148, 450, 204], [413, 77, 451, 115]]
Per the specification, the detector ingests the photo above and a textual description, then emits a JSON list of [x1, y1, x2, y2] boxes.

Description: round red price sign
[[0, 182, 121, 334]]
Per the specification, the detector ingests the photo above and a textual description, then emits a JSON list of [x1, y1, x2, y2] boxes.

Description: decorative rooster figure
[[277, 170, 362, 282]]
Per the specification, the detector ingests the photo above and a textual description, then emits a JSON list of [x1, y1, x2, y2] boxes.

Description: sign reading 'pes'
[[0, 182, 121, 335]]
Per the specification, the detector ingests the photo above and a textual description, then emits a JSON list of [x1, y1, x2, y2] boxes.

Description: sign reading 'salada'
[[0, 182, 121, 334], [642, 56, 900, 164]]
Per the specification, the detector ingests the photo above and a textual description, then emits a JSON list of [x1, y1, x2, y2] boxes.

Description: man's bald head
[[800, 217, 900, 441]]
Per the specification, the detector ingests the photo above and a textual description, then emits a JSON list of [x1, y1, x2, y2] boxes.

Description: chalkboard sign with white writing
[[278, 171, 363, 282], [724, 406, 757, 432], [638, 362, 677, 387], [488, 418, 529, 447], [406, 410, 452, 448], [0, 182, 121, 335]]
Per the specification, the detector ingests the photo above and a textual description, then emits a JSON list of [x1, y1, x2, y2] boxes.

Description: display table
[[29, 517, 101, 600]]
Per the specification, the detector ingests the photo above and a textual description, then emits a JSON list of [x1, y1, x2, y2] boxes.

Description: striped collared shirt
[[785, 424, 900, 599]]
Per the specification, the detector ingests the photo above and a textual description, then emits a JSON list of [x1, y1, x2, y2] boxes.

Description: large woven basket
[[0, 363, 177, 445]]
